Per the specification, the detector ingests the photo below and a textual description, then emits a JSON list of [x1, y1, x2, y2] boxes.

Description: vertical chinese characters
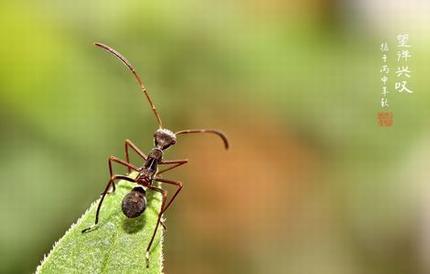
[[395, 34, 413, 94], [377, 34, 414, 127], [380, 41, 390, 109], [377, 41, 393, 127]]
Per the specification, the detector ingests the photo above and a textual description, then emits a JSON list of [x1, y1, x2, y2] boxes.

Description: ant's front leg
[[124, 139, 147, 173], [107, 156, 139, 193], [82, 175, 137, 233], [158, 159, 188, 175]]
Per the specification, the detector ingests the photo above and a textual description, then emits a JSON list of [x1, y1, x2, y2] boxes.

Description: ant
[[81, 42, 229, 268]]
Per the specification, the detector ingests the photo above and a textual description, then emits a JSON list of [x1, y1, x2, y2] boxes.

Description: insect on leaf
[[36, 177, 164, 274]]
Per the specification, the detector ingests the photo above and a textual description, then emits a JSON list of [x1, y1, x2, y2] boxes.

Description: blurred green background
[[1, 0, 430, 273]]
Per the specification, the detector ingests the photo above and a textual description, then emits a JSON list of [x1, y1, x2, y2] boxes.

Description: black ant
[[81, 42, 229, 267]]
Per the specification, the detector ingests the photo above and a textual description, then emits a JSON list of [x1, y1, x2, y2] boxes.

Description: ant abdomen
[[121, 186, 147, 218]]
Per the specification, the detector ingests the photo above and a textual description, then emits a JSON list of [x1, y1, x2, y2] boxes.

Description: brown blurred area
[[164, 108, 321, 273]]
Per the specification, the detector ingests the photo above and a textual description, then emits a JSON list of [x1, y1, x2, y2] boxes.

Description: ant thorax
[[147, 148, 163, 161], [140, 149, 162, 178]]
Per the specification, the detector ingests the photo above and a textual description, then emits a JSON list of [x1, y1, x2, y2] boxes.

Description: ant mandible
[[82, 42, 229, 267]]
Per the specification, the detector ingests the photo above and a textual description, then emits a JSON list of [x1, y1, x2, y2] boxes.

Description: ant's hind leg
[[160, 221, 167, 231], [153, 178, 183, 215], [145, 186, 167, 268], [82, 175, 137, 233], [152, 177, 184, 231]]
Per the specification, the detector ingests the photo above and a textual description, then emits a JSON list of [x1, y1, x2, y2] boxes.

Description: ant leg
[[150, 178, 183, 231], [157, 161, 187, 230], [153, 178, 183, 215], [125, 139, 147, 173], [157, 159, 188, 175], [82, 175, 136, 233], [160, 221, 167, 231], [108, 156, 139, 193], [145, 186, 167, 268]]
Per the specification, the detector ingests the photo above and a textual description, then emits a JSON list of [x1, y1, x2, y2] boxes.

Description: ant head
[[154, 128, 177, 150]]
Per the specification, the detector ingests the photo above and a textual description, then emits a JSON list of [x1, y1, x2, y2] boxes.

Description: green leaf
[[36, 177, 164, 274]]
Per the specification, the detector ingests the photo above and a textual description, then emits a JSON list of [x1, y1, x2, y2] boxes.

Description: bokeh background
[[1, 0, 430, 273]]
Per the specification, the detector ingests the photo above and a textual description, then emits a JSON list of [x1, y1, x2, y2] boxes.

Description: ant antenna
[[175, 129, 229, 150], [94, 42, 163, 128]]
